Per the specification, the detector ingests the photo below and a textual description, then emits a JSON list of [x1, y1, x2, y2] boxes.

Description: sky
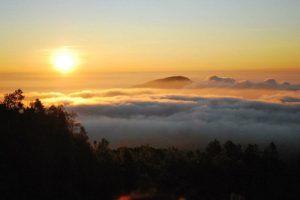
[[1, 0, 300, 73]]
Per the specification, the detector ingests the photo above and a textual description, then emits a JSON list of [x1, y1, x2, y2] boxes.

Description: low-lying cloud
[[16, 85, 300, 153], [280, 96, 300, 103], [193, 75, 300, 91], [67, 94, 300, 154]]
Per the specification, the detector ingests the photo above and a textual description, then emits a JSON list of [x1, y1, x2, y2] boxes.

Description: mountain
[[133, 76, 193, 89]]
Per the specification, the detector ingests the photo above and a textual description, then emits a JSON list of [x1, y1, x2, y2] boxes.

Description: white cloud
[[68, 95, 300, 154], [17, 85, 300, 153]]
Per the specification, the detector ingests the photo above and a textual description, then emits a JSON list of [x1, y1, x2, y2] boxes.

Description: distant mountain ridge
[[133, 76, 193, 89]]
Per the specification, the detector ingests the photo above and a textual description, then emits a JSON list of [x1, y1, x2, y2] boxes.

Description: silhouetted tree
[[206, 139, 222, 156], [2, 89, 24, 110], [263, 142, 279, 160], [224, 140, 242, 159], [30, 98, 45, 112], [244, 144, 260, 164]]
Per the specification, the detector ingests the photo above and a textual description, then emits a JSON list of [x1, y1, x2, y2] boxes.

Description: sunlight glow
[[52, 48, 78, 74]]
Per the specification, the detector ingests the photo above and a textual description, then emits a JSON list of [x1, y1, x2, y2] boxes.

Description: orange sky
[[0, 1, 300, 74]]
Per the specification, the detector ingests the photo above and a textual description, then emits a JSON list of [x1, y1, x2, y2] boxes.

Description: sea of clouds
[[70, 95, 300, 154], [18, 76, 300, 153]]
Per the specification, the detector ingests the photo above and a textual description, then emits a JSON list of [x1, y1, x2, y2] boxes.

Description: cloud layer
[[192, 75, 300, 91], [66, 94, 300, 154], [14, 79, 300, 153]]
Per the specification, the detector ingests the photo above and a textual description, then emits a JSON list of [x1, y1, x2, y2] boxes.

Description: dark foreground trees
[[0, 90, 300, 200]]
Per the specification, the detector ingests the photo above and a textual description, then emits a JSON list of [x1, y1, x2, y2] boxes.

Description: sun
[[52, 48, 78, 73]]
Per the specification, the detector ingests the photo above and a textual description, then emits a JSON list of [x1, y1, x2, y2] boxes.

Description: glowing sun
[[52, 48, 78, 73]]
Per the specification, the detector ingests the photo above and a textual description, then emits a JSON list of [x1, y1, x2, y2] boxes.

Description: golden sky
[[0, 0, 300, 73]]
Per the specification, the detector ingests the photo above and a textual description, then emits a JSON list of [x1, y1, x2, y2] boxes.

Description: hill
[[133, 76, 193, 89]]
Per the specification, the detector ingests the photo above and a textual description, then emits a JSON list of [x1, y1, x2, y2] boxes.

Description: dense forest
[[0, 90, 300, 200]]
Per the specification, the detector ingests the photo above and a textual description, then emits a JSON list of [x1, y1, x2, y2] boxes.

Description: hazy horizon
[[1, 70, 300, 92]]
